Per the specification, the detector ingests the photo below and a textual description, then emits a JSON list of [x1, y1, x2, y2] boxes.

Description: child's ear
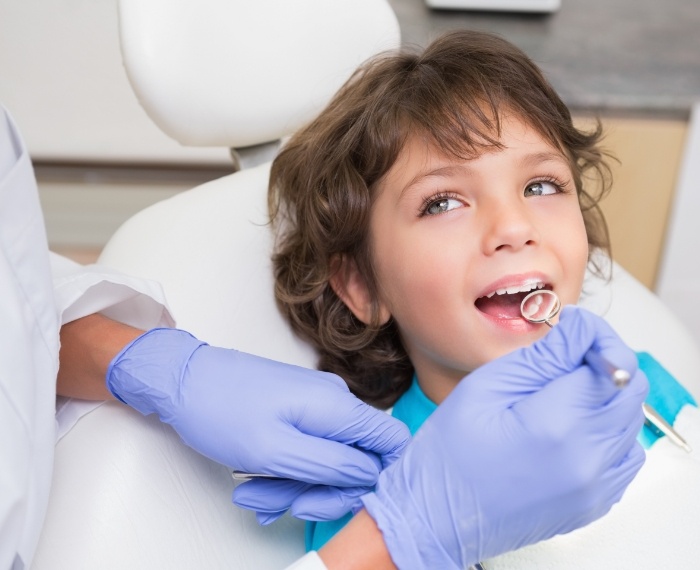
[[329, 254, 390, 326]]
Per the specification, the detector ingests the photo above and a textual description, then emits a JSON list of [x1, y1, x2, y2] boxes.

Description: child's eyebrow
[[400, 165, 469, 198], [518, 151, 569, 169]]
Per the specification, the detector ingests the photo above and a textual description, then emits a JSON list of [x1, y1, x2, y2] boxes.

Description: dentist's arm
[[58, 314, 409, 516], [318, 510, 396, 570], [57, 313, 140, 400]]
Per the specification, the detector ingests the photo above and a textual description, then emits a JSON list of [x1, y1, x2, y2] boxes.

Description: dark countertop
[[388, 0, 700, 118]]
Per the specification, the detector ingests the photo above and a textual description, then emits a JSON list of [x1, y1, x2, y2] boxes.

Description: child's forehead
[[394, 114, 567, 168]]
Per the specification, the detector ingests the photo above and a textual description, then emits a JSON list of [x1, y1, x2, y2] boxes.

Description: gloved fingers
[[511, 365, 625, 438], [579, 441, 646, 530], [588, 403, 646, 478], [234, 478, 370, 522], [450, 307, 631, 410], [519, 344, 647, 416], [289, 484, 372, 521], [531, 306, 633, 380], [256, 510, 287, 526], [597, 370, 648, 427], [572, 369, 646, 460], [239, 431, 384, 486], [233, 478, 312, 514], [292, 396, 410, 469], [609, 440, 647, 489]]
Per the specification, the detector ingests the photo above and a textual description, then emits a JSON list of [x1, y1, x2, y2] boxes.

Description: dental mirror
[[520, 289, 561, 327]]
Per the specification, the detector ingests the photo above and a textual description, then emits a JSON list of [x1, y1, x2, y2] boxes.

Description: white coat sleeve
[[283, 552, 329, 570], [50, 252, 175, 329], [51, 249, 177, 440]]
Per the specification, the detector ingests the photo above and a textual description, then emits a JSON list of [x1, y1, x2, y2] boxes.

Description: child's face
[[362, 115, 588, 403]]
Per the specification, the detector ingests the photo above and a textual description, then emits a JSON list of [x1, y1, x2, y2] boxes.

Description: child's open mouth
[[474, 281, 551, 320]]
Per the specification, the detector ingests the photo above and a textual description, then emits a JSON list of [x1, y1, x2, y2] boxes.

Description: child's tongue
[[475, 292, 527, 319]]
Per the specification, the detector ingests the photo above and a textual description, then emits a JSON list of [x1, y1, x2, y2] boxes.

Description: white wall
[[657, 103, 700, 350], [0, 0, 229, 165]]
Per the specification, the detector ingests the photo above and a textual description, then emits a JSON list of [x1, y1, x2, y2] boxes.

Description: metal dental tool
[[520, 289, 630, 388], [641, 404, 692, 453], [520, 289, 691, 453], [231, 470, 279, 480]]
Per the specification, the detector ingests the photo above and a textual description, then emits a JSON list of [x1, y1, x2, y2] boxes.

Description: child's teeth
[[485, 281, 546, 298]]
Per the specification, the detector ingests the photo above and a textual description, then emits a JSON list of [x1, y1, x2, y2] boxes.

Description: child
[[268, 30, 698, 565]]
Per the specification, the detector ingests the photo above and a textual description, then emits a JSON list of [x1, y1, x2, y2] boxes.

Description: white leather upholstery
[[99, 163, 317, 368], [119, 0, 401, 148], [34, 404, 306, 569]]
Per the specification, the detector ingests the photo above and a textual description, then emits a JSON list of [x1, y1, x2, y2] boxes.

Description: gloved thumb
[[539, 306, 639, 380]]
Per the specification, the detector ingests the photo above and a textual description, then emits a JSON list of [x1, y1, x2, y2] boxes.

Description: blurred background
[[1, 0, 698, 344]]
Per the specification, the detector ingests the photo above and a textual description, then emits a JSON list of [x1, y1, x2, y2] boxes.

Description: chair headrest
[[118, 0, 401, 148]]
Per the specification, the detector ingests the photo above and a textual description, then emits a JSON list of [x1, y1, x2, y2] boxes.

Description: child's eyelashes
[[419, 192, 464, 217], [523, 176, 569, 197], [418, 176, 571, 217]]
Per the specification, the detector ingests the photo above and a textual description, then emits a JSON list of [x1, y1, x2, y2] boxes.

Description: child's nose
[[481, 199, 540, 255]]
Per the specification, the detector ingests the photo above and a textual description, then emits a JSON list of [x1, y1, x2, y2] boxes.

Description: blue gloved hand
[[233, 477, 373, 524], [360, 306, 649, 569], [106, 328, 409, 521]]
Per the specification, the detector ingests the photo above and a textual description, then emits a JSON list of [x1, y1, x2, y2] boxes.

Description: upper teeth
[[485, 280, 545, 298]]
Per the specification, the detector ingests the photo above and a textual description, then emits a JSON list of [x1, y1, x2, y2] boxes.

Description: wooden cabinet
[[574, 115, 688, 289]]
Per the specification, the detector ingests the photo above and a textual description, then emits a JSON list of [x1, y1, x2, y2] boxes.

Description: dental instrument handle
[[231, 470, 279, 480], [579, 341, 691, 453], [583, 347, 632, 389], [642, 403, 692, 453], [578, 345, 691, 454]]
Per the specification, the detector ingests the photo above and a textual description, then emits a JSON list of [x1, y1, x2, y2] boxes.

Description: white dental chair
[[32, 2, 399, 569], [33, 1, 700, 568]]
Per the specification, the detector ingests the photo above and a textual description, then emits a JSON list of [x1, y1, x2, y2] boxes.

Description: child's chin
[[488, 330, 546, 359]]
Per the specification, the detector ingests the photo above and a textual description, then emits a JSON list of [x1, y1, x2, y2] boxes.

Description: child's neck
[[415, 369, 466, 405]]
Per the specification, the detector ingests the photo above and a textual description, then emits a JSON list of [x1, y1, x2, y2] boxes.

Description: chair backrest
[[118, 0, 401, 148], [101, 162, 318, 367]]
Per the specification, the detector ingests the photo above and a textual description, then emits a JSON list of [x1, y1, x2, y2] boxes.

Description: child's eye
[[420, 194, 463, 216], [524, 180, 560, 197]]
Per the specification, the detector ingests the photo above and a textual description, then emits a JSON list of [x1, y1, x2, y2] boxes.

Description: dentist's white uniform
[[0, 106, 173, 569], [1, 104, 59, 570], [0, 106, 328, 570]]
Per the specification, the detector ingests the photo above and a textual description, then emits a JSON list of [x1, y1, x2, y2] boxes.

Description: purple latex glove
[[361, 306, 648, 569], [233, 478, 373, 524], [106, 328, 409, 520]]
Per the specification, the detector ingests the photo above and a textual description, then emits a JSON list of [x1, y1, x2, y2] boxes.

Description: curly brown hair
[[269, 30, 613, 408]]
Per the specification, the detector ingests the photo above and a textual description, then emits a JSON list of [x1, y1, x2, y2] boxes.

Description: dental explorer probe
[[520, 290, 691, 453]]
